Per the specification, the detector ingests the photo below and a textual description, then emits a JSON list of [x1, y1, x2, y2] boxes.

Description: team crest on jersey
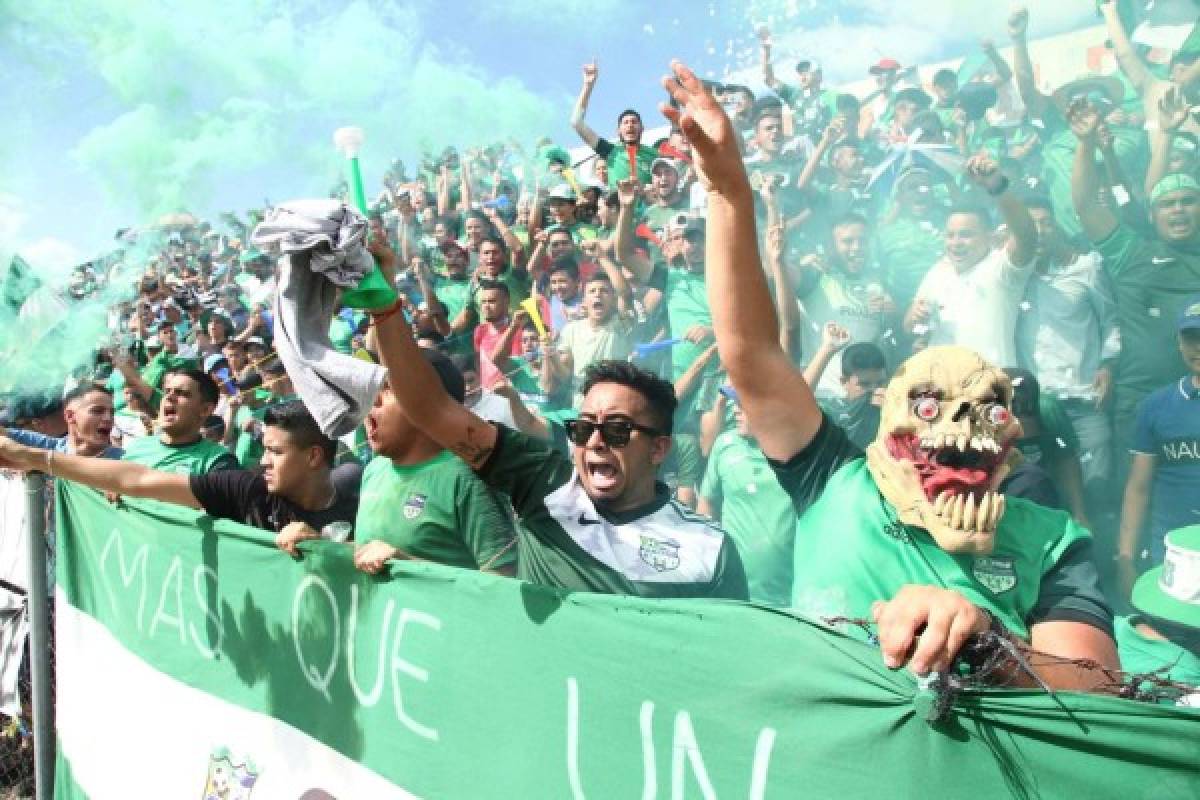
[[202, 747, 259, 799], [638, 536, 681, 572], [403, 493, 427, 520], [972, 556, 1017, 594]]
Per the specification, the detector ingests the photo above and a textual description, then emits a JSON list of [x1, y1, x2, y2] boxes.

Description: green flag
[[53, 481, 1200, 798], [1, 254, 41, 313]]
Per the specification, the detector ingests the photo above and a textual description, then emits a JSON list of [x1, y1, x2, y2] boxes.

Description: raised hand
[[1008, 7, 1028, 39], [582, 60, 599, 87], [964, 154, 1006, 193], [1158, 85, 1190, 134], [660, 61, 747, 193], [821, 115, 847, 146], [820, 322, 851, 352], [616, 177, 640, 207]]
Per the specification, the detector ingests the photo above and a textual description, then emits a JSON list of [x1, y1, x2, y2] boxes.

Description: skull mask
[[865, 346, 1022, 554]]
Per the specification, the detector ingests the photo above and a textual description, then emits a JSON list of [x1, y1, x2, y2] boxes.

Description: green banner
[[53, 481, 1200, 799]]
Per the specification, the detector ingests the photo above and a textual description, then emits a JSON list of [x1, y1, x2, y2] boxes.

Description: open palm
[[660, 61, 747, 193]]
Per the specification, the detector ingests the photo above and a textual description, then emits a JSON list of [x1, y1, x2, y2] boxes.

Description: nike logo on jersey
[[577, 513, 601, 526]]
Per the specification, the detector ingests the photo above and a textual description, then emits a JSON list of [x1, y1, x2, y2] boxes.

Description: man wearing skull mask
[[662, 61, 1118, 688]]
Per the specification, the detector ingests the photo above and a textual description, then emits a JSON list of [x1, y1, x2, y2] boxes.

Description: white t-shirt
[[914, 247, 1033, 368]]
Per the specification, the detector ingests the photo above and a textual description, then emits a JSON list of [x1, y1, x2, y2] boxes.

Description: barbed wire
[[821, 616, 1200, 715]]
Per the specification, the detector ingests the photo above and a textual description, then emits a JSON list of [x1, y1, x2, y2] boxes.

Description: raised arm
[[613, 178, 655, 285], [459, 159, 474, 213], [758, 27, 780, 90], [802, 323, 851, 388], [113, 351, 156, 409], [1098, 0, 1152, 93], [1067, 99, 1121, 243], [436, 166, 452, 217], [981, 38, 1013, 86], [763, 219, 801, 356], [0, 435, 200, 509], [488, 309, 529, 372], [661, 61, 822, 461], [1145, 86, 1191, 197], [366, 239, 499, 470], [1008, 8, 1051, 119], [964, 155, 1037, 267], [795, 116, 845, 193], [483, 206, 526, 270], [571, 61, 602, 150], [412, 257, 452, 337]]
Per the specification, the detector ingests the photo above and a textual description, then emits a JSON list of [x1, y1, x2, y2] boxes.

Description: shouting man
[[662, 60, 1117, 688]]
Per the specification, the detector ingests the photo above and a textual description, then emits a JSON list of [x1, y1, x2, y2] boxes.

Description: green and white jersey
[[357, 451, 516, 571], [120, 435, 239, 475], [770, 416, 1110, 640], [477, 425, 748, 599], [699, 432, 796, 606], [1115, 616, 1200, 694]]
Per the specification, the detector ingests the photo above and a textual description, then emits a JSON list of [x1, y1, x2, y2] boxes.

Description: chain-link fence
[[0, 476, 54, 800]]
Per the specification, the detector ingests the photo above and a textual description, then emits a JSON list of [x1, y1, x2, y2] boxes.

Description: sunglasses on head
[[564, 418, 664, 448]]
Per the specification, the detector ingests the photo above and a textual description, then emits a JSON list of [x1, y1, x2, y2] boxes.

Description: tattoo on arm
[[451, 423, 495, 468]]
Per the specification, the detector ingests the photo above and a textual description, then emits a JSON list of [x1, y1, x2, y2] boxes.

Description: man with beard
[[362, 246, 746, 598], [572, 60, 659, 185], [354, 350, 516, 576], [902, 155, 1038, 369], [663, 59, 1116, 687], [119, 370, 239, 475], [1071, 100, 1200, 479]]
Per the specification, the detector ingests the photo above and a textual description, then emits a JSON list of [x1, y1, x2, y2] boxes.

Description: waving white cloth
[[252, 199, 386, 437]]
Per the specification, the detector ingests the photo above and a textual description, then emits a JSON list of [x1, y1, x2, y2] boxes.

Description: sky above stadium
[[0, 0, 1097, 269]]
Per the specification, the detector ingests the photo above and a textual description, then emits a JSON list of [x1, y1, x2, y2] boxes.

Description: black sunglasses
[[564, 418, 664, 448]]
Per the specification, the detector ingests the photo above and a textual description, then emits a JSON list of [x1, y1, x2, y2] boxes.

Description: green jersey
[[233, 405, 265, 468], [357, 451, 517, 571], [594, 139, 657, 185], [665, 268, 711, 379], [771, 416, 1110, 640], [120, 435, 239, 475], [1115, 616, 1200, 694], [699, 431, 797, 606], [1093, 223, 1200, 420], [508, 360, 561, 413], [477, 425, 748, 599], [433, 275, 470, 319], [875, 215, 944, 311]]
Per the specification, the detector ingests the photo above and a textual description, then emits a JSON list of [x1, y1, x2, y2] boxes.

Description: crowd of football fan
[[2, 5, 1199, 752]]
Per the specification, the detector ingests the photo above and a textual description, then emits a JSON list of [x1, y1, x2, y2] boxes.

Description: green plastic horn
[[334, 126, 397, 310]]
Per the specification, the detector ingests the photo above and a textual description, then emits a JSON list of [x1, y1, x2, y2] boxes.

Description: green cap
[[1149, 173, 1200, 206], [1131, 525, 1200, 629], [239, 247, 265, 264]]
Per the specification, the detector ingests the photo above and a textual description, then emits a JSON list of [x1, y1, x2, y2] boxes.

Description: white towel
[[252, 200, 386, 437]]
